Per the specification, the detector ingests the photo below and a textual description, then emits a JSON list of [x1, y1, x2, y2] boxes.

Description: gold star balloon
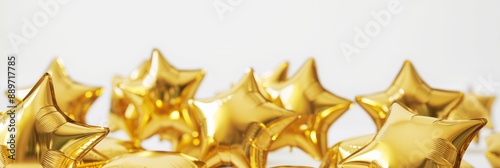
[[255, 61, 289, 105], [258, 61, 289, 85], [82, 138, 143, 164], [356, 60, 463, 130], [340, 103, 486, 168], [108, 60, 149, 132], [486, 133, 500, 167], [448, 93, 496, 142], [191, 69, 297, 167], [320, 135, 374, 168], [261, 58, 352, 160], [110, 49, 206, 158], [13, 58, 103, 123], [0, 74, 109, 167], [320, 135, 473, 168], [101, 151, 206, 168]]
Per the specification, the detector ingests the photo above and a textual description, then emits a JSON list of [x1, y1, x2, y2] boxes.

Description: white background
[[1, 0, 499, 167]]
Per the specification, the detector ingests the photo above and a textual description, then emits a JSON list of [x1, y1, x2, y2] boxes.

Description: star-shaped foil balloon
[[340, 103, 486, 167], [191, 69, 297, 167], [356, 60, 463, 130], [320, 135, 374, 168], [486, 133, 500, 167], [109, 49, 206, 158], [14, 58, 103, 123], [255, 61, 289, 105], [260, 58, 352, 160], [98, 151, 206, 168], [108, 60, 150, 133], [448, 93, 496, 142], [0, 74, 109, 167], [81, 138, 143, 165], [320, 135, 473, 168]]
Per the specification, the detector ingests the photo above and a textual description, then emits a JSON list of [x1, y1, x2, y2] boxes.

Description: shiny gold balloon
[[260, 58, 352, 160], [108, 60, 149, 132], [258, 61, 289, 85], [109, 49, 207, 158], [321, 135, 473, 168], [0, 74, 109, 167], [320, 135, 374, 168], [13, 58, 103, 123], [340, 103, 486, 168], [191, 69, 297, 167], [255, 61, 289, 105], [271, 166, 313, 168], [5, 163, 42, 168], [356, 60, 463, 130], [448, 93, 496, 142], [486, 133, 500, 167], [82, 138, 142, 163], [99, 151, 206, 168]]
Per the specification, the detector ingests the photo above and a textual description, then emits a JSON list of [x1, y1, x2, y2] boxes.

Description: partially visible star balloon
[[320, 135, 373, 168], [448, 93, 496, 142], [108, 60, 149, 132], [82, 138, 143, 164], [340, 103, 486, 167], [192, 69, 297, 167], [13, 58, 103, 123], [261, 58, 352, 160], [356, 60, 463, 130], [256, 61, 289, 105], [109, 49, 207, 158], [83, 151, 206, 168], [320, 135, 473, 168], [0, 74, 109, 168], [486, 133, 500, 167]]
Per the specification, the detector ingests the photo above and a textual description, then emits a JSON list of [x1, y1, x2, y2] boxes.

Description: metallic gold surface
[[356, 60, 463, 130], [261, 58, 352, 160], [192, 69, 297, 167], [255, 62, 289, 105], [321, 135, 473, 168], [448, 93, 496, 142], [109, 49, 206, 158], [82, 138, 142, 163], [320, 135, 374, 168], [14, 58, 103, 123], [5, 163, 42, 168], [80, 151, 206, 168], [0, 74, 109, 167], [339, 103, 486, 168], [486, 133, 500, 167]]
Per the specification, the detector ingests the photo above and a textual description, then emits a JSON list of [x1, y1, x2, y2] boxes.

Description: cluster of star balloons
[[0, 48, 498, 168]]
